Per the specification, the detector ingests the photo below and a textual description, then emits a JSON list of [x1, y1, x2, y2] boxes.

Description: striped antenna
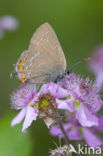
[[69, 57, 91, 70]]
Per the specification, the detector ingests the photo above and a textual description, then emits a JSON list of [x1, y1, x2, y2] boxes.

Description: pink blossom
[[10, 84, 37, 132], [50, 112, 103, 147]]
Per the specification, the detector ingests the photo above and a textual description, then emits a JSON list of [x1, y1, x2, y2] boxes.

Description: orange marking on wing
[[19, 60, 24, 64], [19, 73, 26, 83], [22, 73, 26, 79], [18, 66, 23, 71], [19, 78, 25, 83], [19, 56, 27, 65]]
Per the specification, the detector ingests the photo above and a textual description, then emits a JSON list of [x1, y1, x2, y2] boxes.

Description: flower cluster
[[10, 73, 103, 146], [10, 45, 103, 154], [10, 83, 68, 132], [50, 74, 103, 147]]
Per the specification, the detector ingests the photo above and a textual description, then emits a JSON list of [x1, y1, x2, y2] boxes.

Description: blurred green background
[[0, 0, 103, 155]]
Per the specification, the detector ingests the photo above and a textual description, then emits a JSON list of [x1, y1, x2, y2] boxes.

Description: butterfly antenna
[[69, 57, 91, 71]]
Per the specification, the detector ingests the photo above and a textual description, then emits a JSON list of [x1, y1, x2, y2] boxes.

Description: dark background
[[0, 0, 103, 155]]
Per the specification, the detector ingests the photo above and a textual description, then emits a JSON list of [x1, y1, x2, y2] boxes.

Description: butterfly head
[[65, 70, 70, 75]]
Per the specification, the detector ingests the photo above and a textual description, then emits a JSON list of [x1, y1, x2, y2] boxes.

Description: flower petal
[[44, 117, 54, 128], [38, 84, 49, 95], [48, 82, 69, 98], [95, 115, 103, 131], [22, 106, 38, 132], [89, 46, 103, 75], [82, 127, 103, 147], [10, 83, 36, 109], [56, 99, 74, 112], [50, 125, 63, 138], [76, 104, 99, 127], [50, 123, 72, 138], [11, 108, 26, 126], [67, 127, 81, 140], [96, 73, 103, 90], [89, 94, 103, 113]]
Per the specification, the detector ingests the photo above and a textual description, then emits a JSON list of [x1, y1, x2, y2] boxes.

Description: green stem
[[57, 118, 70, 146]]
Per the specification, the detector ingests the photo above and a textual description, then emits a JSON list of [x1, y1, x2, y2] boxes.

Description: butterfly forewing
[[15, 23, 67, 84], [29, 23, 66, 70]]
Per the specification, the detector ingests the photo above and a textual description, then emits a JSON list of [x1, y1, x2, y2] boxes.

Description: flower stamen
[[34, 93, 58, 119]]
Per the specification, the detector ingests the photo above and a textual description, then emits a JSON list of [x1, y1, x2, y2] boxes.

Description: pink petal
[[95, 115, 103, 131], [22, 106, 38, 132], [56, 99, 74, 112], [82, 128, 103, 147], [50, 125, 64, 138], [67, 127, 81, 140], [48, 82, 69, 98], [11, 108, 26, 126], [44, 117, 54, 128], [76, 104, 99, 127], [96, 73, 103, 91], [50, 123, 72, 138], [38, 84, 49, 95]]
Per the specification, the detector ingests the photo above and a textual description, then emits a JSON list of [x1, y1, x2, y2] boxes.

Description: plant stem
[[57, 118, 70, 146]]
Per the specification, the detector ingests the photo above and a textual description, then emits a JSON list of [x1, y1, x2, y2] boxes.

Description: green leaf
[[0, 113, 32, 156]]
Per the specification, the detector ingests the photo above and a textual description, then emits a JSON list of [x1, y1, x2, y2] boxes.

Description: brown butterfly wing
[[15, 23, 66, 84], [15, 50, 62, 83], [29, 23, 66, 71]]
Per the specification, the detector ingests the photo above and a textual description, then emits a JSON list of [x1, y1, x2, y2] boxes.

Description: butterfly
[[15, 23, 69, 84]]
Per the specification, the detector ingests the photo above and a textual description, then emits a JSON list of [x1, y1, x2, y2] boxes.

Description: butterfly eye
[[66, 70, 70, 75]]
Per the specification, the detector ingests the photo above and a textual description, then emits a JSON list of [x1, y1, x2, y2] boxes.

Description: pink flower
[[10, 84, 37, 132], [32, 83, 69, 127], [50, 112, 103, 147], [10, 82, 68, 131], [10, 73, 103, 137], [57, 73, 103, 127]]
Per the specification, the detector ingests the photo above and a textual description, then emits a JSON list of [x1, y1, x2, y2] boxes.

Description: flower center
[[40, 99, 49, 110], [35, 93, 57, 119]]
